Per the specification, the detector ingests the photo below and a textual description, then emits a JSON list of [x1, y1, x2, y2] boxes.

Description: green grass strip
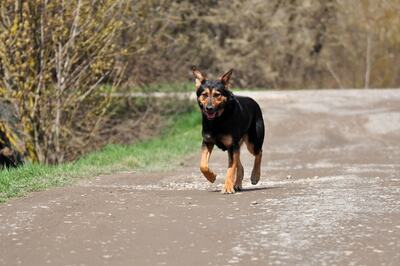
[[0, 110, 202, 202]]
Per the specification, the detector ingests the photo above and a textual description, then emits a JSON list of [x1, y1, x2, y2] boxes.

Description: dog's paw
[[204, 171, 216, 183], [234, 178, 243, 191], [221, 184, 235, 194], [250, 174, 260, 185], [250, 169, 260, 185], [234, 183, 242, 191]]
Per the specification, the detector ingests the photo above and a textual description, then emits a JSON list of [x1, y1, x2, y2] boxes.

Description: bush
[[119, 0, 400, 89], [0, 0, 126, 163]]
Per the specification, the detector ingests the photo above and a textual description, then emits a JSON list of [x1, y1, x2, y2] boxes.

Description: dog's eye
[[201, 92, 208, 98], [213, 92, 221, 97]]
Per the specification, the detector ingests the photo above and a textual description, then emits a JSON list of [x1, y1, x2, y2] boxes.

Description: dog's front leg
[[200, 142, 216, 183], [222, 148, 239, 194]]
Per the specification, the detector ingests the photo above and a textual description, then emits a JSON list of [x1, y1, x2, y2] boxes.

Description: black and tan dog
[[192, 67, 265, 193]]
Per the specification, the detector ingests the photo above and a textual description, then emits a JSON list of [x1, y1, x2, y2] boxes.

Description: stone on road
[[0, 89, 399, 266]]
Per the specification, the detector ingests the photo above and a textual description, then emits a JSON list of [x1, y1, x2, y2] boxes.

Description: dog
[[192, 67, 265, 193]]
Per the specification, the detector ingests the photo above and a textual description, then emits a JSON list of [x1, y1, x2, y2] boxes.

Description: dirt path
[[1, 89, 400, 266]]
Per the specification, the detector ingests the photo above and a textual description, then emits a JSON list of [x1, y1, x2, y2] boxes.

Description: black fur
[[197, 81, 265, 153]]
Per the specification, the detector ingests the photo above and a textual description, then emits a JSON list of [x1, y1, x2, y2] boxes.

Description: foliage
[[2, 0, 400, 166], [333, 0, 400, 88], [0, 109, 201, 202], [0, 0, 126, 163], [123, 0, 400, 89]]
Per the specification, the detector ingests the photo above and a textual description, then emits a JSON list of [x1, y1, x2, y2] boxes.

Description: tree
[[0, 0, 126, 163]]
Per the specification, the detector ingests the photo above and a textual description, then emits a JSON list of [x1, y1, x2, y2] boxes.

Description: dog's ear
[[192, 66, 206, 89], [220, 69, 233, 87]]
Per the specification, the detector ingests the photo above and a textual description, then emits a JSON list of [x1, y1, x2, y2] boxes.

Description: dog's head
[[192, 67, 233, 120]]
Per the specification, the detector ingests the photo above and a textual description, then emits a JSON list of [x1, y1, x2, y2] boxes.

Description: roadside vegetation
[[1, 1, 400, 199], [0, 109, 201, 202]]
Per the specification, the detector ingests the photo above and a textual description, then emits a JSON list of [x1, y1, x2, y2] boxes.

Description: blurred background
[[121, 0, 400, 89], [1, 0, 400, 166]]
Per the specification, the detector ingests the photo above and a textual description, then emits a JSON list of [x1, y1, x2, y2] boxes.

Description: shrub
[[0, 0, 126, 163]]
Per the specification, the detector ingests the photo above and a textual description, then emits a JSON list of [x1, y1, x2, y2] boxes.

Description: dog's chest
[[203, 132, 233, 151]]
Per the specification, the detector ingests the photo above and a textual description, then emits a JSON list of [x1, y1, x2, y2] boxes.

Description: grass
[[126, 82, 194, 93], [0, 109, 202, 203]]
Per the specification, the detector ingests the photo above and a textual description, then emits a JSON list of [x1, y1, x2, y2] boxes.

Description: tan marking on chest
[[220, 135, 233, 147]]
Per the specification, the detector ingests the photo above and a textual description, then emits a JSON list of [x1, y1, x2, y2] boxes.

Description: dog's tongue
[[205, 111, 216, 120]]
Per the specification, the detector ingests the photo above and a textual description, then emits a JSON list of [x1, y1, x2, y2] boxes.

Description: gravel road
[[1, 89, 399, 266]]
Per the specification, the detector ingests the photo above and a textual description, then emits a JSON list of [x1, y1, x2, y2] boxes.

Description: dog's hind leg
[[250, 151, 262, 185], [234, 151, 244, 191], [200, 141, 216, 183], [245, 117, 264, 185], [245, 136, 262, 185], [249, 114, 264, 185]]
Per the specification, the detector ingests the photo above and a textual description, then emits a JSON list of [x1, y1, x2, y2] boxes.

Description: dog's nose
[[206, 105, 214, 111]]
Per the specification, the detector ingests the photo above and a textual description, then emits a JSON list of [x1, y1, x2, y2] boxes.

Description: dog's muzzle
[[203, 105, 218, 120]]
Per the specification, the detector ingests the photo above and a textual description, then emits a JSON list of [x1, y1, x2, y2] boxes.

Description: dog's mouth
[[203, 110, 217, 120]]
